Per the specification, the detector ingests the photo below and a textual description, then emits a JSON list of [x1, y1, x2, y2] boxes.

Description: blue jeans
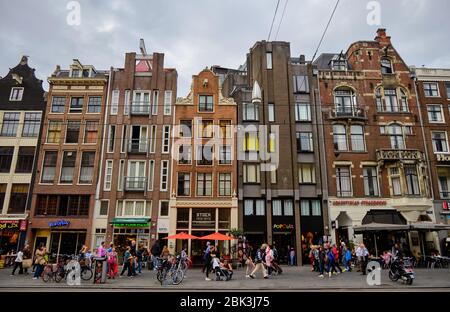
[[33, 264, 43, 278], [289, 255, 295, 266], [137, 260, 142, 273], [152, 255, 158, 270]]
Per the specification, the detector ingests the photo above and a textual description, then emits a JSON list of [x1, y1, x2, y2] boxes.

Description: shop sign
[[443, 202, 450, 211], [195, 212, 212, 221], [19, 220, 27, 231], [157, 219, 169, 233], [114, 223, 148, 228], [273, 224, 294, 230], [437, 154, 450, 162], [331, 200, 387, 206], [48, 220, 70, 227], [0, 220, 20, 230]]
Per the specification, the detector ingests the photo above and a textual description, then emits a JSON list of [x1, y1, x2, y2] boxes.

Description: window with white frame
[[350, 125, 365, 151], [293, 75, 309, 93], [299, 163, 316, 184], [79, 152, 95, 184], [334, 89, 356, 114], [22, 112, 42, 137], [243, 102, 259, 121], [301, 200, 322, 216], [243, 163, 260, 183], [295, 102, 311, 122], [107, 125, 116, 153], [149, 125, 157, 153], [123, 90, 130, 115], [199, 95, 213, 112], [388, 124, 405, 149], [104, 160, 113, 190], [438, 171, 450, 199], [405, 165, 420, 196], [336, 166, 352, 197], [160, 160, 169, 191], [381, 58, 393, 74], [423, 82, 439, 97], [9, 87, 24, 101], [363, 167, 379, 196], [164, 90, 172, 115], [219, 145, 231, 164], [148, 160, 154, 191], [389, 167, 402, 196], [99, 201, 109, 216], [333, 124, 348, 151], [1, 112, 20, 137], [446, 82, 450, 100], [69, 97, 83, 113], [117, 160, 124, 191], [266, 52, 273, 69], [427, 105, 444, 123], [432, 132, 449, 153], [177, 173, 190, 196], [178, 145, 192, 165], [60, 151, 76, 183], [116, 200, 149, 217], [132, 91, 150, 114], [219, 173, 232, 196], [196, 173, 212, 196], [87, 96, 102, 114], [162, 125, 170, 153], [152, 90, 159, 115], [159, 201, 169, 217], [268, 104, 275, 122], [110, 90, 119, 115], [51, 97, 66, 113]]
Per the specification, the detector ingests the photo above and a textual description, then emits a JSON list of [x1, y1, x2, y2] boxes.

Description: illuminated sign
[[273, 224, 294, 230], [0, 220, 20, 230], [113, 223, 149, 228], [48, 220, 70, 227], [331, 200, 387, 206]]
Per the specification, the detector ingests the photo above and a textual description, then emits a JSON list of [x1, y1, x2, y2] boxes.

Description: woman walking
[[107, 247, 118, 279], [33, 245, 47, 280], [120, 246, 133, 277], [11, 249, 23, 275]]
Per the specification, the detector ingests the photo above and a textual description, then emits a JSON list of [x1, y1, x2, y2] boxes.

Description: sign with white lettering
[[48, 220, 70, 227]]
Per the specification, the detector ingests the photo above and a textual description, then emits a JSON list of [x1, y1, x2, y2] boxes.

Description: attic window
[[71, 69, 81, 78], [135, 60, 151, 72], [82, 69, 90, 77], [381, 58, 393, 74], [332, 60, 347, 71], [9, 87, 24, 101]]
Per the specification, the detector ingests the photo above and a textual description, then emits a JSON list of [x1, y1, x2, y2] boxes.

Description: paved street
[[0, 265, 449, 291]]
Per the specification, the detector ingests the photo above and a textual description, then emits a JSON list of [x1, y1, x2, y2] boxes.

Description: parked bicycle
[[156, 254, 186, 285]]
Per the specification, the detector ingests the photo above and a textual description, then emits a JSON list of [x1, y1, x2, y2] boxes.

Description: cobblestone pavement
[[0, 265, 449, 291]]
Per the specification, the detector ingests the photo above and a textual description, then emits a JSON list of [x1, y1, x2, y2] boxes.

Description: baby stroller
[[214, 266, 232, 281]]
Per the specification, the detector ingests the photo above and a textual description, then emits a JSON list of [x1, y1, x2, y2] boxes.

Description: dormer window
[[332, 60, 347, 71], [82, 69, 90, 77], [381, 58, 393, 74], [71, 69, 81, 78], [9, 87, 24, 101]]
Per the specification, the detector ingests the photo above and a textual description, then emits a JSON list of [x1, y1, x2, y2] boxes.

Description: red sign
[[19, 220, 27, 231], [331, 200, 387, 206], [443, 202, 449, 211]]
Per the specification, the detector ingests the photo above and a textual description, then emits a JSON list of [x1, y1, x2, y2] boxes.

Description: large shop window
[[50, 232, 86, 258], [192, 208, 216, 229], [7, 184, 29, 214], [22, 112, 42, 137], [244, 199, 265, 216], [0, 147, 14, 173], [36, 195, 90, 216], [15, 146, 35, 173], [272, 199, 294, 217]]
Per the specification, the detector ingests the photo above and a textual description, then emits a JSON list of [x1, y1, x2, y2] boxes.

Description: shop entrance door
[[34, 236, 48, 251], [190, 230, 214, 266], [114, 234, 137, 264], [272, 232, 295, 264]]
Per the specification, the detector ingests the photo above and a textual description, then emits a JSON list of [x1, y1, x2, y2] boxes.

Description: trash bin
[[93, 257, 108, 284]]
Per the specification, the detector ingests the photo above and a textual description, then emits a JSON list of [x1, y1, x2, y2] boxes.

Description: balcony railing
[[128, 139, 148, 154], [376, 149, 425, 162], [330, 106, 367, 119], [130, 102, 151, 115], [124, 177, 147, 191]]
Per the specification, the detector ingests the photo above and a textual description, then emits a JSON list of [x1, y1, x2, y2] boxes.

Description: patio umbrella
[[198, 232, 233, 241], [164, 232, 198, 240]]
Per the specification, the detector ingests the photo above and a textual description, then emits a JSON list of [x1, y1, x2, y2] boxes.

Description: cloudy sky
[[1, 0, 449, 96]]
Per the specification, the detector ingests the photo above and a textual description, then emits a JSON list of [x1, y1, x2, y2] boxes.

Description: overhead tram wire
[[274, 0, 289, 41], [268, 0, 281, 41], [311, 0, 341, 62]]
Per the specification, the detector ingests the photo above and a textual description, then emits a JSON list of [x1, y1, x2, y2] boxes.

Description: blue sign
[[49, 220, 70, 227]]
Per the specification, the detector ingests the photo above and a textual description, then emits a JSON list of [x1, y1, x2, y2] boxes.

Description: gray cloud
[[1, 0, 449, 96]]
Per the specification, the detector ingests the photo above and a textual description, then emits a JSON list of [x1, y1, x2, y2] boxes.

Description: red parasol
[[164, 232, 198, 240], [198, 232, 233, 241]]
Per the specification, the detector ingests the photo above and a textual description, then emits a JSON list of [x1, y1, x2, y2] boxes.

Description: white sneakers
[[205, 277, 211, 281]]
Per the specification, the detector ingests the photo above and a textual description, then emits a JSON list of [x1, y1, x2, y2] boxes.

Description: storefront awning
[[109, 218, 150, 226], [409, 222, 450, 231], [353, 222, 410, 234]]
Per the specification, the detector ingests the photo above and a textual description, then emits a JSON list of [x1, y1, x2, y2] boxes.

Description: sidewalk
[[0, 265, 449, 291]]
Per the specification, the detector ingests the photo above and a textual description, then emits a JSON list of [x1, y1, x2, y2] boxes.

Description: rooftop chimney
[[375, 28, 391, 46], [299, 55, 306, 64]]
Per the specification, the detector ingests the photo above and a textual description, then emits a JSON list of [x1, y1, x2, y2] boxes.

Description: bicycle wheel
[[172, 269, 184, 285], [81, 267, 93, 281], [42, 266, 53, 283], [54, 270, 65, 283]]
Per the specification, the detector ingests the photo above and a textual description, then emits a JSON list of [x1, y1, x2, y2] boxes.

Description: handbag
[[22, 259, 32, 269]]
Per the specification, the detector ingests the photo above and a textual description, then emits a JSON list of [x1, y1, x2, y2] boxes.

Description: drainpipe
[[94, 67, 113, 248], [315, 71, 330, 238]]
